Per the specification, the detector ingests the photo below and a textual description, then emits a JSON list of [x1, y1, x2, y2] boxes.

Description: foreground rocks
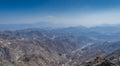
[[85, 57, 118, 66]]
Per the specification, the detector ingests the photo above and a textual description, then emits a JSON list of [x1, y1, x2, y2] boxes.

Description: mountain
[[105, 49, 120, 65], [85, 57, 118, 66], [0, 25, 119, 66], [0, 29, 92, 66], [0, 22, 62, 30], [1, 23, 120, 41], [83, 41, 120, 52], [85, 49, 120, 66]]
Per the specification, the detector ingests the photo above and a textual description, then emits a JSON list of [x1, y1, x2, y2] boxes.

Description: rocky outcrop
[[85, 57, 118, 66]]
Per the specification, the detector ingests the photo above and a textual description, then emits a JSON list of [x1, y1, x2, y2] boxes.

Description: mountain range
[[0, 24, 120, 66]]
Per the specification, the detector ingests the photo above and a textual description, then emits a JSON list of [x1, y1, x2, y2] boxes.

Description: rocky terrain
[[0, 26, 120, 66]]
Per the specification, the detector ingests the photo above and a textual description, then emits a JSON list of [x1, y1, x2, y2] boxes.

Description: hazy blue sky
[[1, 0, 120, 27]]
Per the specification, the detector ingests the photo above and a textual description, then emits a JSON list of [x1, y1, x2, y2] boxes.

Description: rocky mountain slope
[[0, 29, 92, 66], [83, 41, 120, 52], [0, 26, 119, 66], [85, 57, 118, 66]]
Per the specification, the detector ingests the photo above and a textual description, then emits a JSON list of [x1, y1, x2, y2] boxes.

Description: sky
[[0, 0, 120, 27]]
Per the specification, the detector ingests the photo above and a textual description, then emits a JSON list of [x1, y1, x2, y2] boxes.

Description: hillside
[[0, 26, 119, 66]]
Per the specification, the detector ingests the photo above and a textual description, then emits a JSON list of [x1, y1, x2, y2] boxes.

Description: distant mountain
[[0, 22, 62, 30], [1, 23, 120, 40]]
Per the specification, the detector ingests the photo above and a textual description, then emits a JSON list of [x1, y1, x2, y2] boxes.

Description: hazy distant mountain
[[90, 24, 120, 34], [0, 22, 63, 30]]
